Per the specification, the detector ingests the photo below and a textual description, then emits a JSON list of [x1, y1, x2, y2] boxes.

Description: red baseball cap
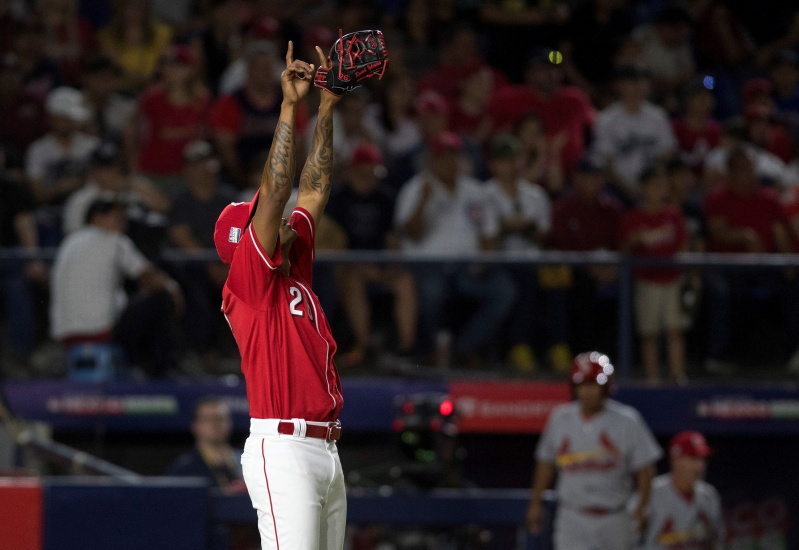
[[669, 430, 712, 458], [214, 190, 260, 264], [429, 131, 463, 156], [350, 143, 383, 166]]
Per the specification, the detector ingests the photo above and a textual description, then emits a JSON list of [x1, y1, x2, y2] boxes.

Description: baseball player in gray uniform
[[527, 351, 663, 550], [638, 430, 724, 550]]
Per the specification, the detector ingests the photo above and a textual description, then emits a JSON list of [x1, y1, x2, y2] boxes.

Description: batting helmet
[[570, 351, 615, 392]]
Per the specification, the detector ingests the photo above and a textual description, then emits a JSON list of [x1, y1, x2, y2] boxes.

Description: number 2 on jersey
[[289, 286, 315, 321]]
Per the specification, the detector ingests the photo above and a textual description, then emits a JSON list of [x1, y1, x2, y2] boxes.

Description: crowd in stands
[[2, 0, 799, 383]]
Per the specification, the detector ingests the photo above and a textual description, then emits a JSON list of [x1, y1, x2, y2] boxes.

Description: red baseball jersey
[[221, 207, 343, 421]]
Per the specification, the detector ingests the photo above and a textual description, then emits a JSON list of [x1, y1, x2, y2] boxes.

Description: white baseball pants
[[554, 507, 635, 550], [241, 418, 347, 550]]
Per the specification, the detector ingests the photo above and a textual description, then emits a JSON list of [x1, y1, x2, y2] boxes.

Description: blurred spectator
[[671, 78, 721, 173], [0, 148, 48, 371], [703, 147, 797, 374], [192, 0, 243, 95], [26, 86, 99, 244], [632, 6, 695, 112], [38, 0, 95, 86], [682, 0, 754, 68], [770, 50, 799, 115], [12, 14, 63, 101], [167, 396, 243, 487], [666, 156, 705, 251], [364, 72, 423, 189], [97, 0, 173, 94], [593, 65, 676, 204], [514, 112, 565, 197], [527, 351, 662, 548], [125, 44, 211, 196], [489, 48, 595, 177], [50, 197, 183, 377], [0, 0, 28, 53], [480, 0, 569, 83], [62, 141, 170, 235], [417, 24, 506, 101], [620, 167, 689, 384], [168, 140, 236, 372], [325, 144, 418, 368], [703, 118, 790, 188], [484, 134, 550, 373], [0, 52, 48, 159], [447, 66, 495, 148], [739, 78, 795, 164], [217, 16, 282, 95], [558, 0, 633, 98], [209, 40, 309, 188], [681, 0, 755, 118], [640, 431, 724, 550], [80, 55, 135, 143], [545, 156, 624, 368], [393, 0, 439, 77], [394, 132, 514, 368]]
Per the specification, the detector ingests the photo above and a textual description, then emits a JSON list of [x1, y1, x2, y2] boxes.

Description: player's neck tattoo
[[299, 113, 333, 196], [267, 120, 295, 191]]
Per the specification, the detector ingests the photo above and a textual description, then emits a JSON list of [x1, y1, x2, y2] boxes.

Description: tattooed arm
[[296, 47, 341, 224], [251, 41, 314, 257]]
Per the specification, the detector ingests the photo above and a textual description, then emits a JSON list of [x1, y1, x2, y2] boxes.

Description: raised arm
[[250, 41, 314, 257], [296, 47, 342, 224]]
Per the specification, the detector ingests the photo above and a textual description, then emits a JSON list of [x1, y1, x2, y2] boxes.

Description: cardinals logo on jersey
[[556, 432, 622, 472], [655, 516, 710, 548]]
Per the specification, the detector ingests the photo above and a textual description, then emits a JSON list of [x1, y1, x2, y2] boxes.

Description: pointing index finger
[[286, 40, 294, 66]]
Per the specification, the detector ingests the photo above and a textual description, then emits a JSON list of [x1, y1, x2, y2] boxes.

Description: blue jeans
[[414, 266, 516, 356], [0, 261, 36, 361]]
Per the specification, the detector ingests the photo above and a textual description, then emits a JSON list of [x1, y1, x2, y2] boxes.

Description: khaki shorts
[[634, 279, 690, 336]]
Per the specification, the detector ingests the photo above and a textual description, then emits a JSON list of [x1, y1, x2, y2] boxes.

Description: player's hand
[[314, 46, 341, 105], [281, 41, 314, 105], [526, 501, 542, 534]]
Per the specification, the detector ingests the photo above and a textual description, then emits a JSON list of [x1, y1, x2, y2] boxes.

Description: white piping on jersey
[[293, 279, 338, 410], [292, 208, 315, 260], [248, 226, 278, 270]]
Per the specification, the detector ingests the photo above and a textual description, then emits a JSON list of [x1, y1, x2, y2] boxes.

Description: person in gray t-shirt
[[527, 351, 662, 550], [638, 431, 724, 550]]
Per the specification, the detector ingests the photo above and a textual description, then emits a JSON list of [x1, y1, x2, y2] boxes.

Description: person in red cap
[[527, 351, 662, 549], [215, 41, 346, 550], [639, 430, 725, 549]]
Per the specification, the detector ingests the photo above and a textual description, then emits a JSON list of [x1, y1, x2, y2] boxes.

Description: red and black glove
[[314, 29, 389, 96]]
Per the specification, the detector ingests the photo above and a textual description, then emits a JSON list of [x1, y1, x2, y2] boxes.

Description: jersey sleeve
[[288, 207, 316, 284], [626, 411, 663, 471], [115, 234, 149, 279], [535, 408, 561, 463]]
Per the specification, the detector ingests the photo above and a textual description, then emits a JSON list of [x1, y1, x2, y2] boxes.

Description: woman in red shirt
[[126, 44, 210, 195]]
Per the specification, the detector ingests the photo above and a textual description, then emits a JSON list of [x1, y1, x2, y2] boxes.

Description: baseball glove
[[314, 29, 388, 96]]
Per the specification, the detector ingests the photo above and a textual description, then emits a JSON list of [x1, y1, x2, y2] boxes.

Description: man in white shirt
[[594, 66, 676, 203], [394, 131, 515, 367], [50, 198, 183, 376]]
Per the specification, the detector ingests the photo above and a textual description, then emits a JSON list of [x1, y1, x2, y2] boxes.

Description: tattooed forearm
[[264, 121, 295, 193], [299, 113, 333, 196]]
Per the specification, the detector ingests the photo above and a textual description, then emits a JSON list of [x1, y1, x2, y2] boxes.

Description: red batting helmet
[[570, 351, 615, 393]]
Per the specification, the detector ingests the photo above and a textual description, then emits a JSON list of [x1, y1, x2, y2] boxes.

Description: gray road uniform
[[639, 474, 724, 550], [536, 399, 663, 550]]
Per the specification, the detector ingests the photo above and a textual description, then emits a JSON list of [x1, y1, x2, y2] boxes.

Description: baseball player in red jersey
[[213, 42, 345, 549]]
